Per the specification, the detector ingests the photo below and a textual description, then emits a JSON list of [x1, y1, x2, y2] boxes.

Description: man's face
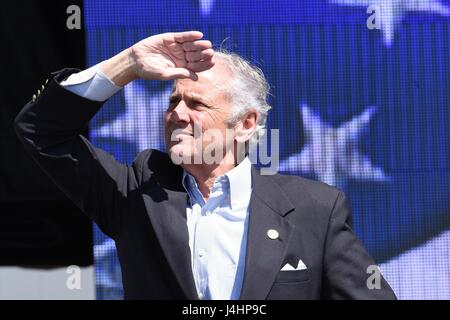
[[165, 62, 235, 165]]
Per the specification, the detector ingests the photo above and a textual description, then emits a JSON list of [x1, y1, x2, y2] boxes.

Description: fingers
[[185, 48, 214, 62], [182, 40, 212, 52], [162, 68, 199, 81], [162, 60, 214, 79], [163, 31, 215, 75], [187, 58, 215, 73], [170, 31, 204, 43], [182, 40, 214, 72]]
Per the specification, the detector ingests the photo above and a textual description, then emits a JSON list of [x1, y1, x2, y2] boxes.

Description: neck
[[182, 153, 237, 200]]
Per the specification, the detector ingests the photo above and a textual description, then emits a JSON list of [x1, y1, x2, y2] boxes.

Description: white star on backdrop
[[330, 0, 450, 46], [279, 104, 389, 187], [199, 0, 215, 16], [91, 82, 172, 152]]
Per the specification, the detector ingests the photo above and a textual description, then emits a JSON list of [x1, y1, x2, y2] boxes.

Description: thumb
[[162, 68, 199, 81]]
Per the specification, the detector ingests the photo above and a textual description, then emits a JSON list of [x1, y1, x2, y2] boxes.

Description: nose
[[170, 101, 190, 123]]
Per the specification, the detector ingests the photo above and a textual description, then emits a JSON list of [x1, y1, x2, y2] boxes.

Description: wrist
[[100, 47, 137, 87]]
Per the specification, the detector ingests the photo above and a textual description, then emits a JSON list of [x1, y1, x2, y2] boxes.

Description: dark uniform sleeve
[[14, 69, 148, 239]]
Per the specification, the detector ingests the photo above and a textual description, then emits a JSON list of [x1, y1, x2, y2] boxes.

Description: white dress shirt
[[60, 65, 252, 299], [182, 158, 252, 300]]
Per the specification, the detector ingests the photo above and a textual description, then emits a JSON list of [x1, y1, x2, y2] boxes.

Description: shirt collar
[[182, 157, 253, 210], [182, 171, 205, 207], [224, 157, 252, 210]]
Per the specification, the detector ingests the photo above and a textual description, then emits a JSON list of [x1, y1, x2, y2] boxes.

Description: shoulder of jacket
[[267, 172, 343, 211], [132, 149, 182, 183]]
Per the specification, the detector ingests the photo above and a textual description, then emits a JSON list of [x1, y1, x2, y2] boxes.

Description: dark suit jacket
[[14, 69, 397, 300]]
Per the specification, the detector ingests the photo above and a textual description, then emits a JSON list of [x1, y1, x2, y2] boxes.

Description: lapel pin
[[267, 229, 279, 240]]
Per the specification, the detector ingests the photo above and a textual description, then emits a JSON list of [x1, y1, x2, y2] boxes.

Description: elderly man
[[14, 31, 396, 300]]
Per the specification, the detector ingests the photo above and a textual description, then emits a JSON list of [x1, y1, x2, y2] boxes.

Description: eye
[[167, 98, 180, 110], [169, 98, 179, 105], [189, 100, 206, 109]]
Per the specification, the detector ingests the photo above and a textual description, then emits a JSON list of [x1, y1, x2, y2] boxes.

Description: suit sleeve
[[322, 191, 397, 299], [14, 69, 147, 239]]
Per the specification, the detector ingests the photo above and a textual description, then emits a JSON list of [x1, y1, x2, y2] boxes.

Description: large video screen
[[85, 0, 450, 299]]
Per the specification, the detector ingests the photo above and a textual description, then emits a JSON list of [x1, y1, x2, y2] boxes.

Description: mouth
[[173, 131, 193, 137], [169, 130, 194, 144], [170, 128, 194, 136]]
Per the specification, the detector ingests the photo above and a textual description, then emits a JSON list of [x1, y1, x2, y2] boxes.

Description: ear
[[234, 109, 258, 144]]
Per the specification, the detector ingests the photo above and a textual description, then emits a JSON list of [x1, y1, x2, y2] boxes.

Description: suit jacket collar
[[238, 166, 296, 299], [250, 166, 295, 217]]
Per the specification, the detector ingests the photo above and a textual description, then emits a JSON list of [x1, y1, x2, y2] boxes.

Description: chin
[[168, 143, 197, 165]]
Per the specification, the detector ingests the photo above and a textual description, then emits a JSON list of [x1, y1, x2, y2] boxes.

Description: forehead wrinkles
[[174, 60, 234, 96], [173, 77, 232, 104]]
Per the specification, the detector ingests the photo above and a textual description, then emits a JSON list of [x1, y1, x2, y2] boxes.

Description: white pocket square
[[281, 259, 307, 271]]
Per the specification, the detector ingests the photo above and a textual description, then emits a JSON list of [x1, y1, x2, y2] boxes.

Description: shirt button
[[205, 210, 212, 216], [198, 292, 204, 299], [198, 249, 205, 258]]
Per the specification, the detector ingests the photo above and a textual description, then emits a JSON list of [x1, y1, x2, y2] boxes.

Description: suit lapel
[[239, 167, 296, 300], [141, 161, 198, 300], [140, 152, 297, 300]]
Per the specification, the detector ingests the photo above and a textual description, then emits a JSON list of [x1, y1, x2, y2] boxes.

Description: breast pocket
[[274, 269, 310, 284]]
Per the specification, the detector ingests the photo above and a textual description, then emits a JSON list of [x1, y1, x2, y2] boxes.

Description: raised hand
[[100, 31, 215, 86], [131, 31, 214, 81]]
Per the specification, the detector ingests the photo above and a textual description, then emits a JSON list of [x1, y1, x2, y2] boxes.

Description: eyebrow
[[169, 93, 212, 107]]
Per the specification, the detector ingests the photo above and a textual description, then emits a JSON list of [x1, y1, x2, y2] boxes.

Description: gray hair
[[214, 50, 272, 146]]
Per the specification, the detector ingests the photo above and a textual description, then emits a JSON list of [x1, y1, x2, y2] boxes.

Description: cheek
[[195, 111, 224, 131], [189, 113, 209, 135], [191, 112, 204, 124]]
